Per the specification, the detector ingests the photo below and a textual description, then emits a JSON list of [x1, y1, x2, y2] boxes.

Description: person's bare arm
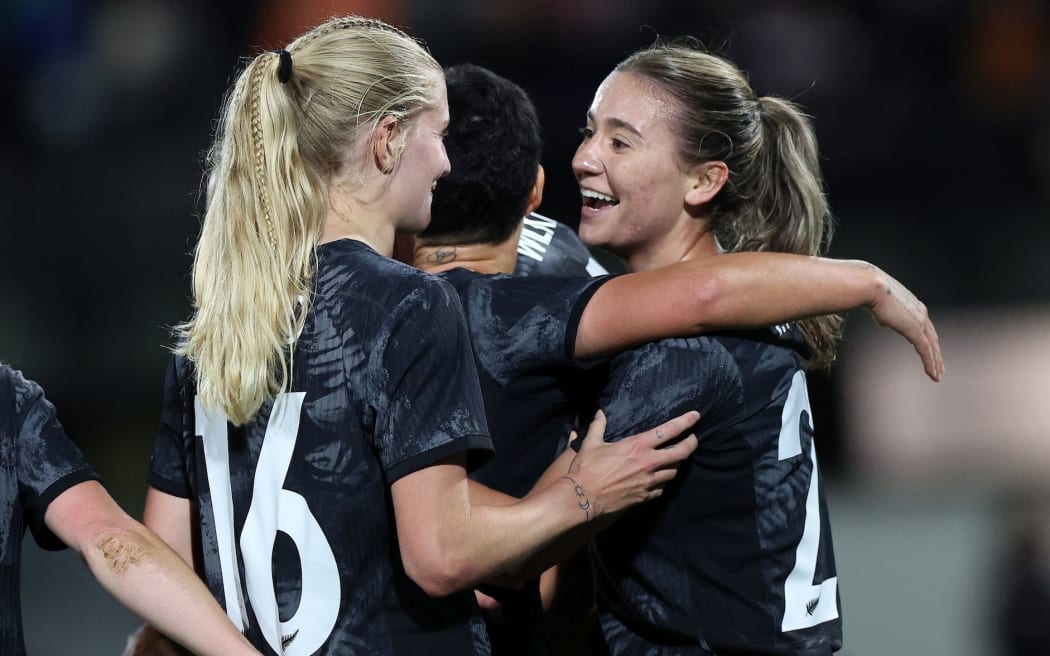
[[142, 487, 195, 567], [576, 254, 942, 380], [391, 410, 699, 597], [45, 481, 259, 656]]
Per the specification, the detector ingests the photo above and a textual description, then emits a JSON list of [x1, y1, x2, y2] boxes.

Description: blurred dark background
[[4, 1, 1050, 654]]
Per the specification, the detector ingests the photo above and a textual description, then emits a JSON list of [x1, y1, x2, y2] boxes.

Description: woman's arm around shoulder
[[576, 253, 943, 380]]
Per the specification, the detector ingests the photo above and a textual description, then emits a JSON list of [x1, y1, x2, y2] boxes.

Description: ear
[[524, 164, 545, 215], [684, 161, 728, 207], [372, 115, 402, 174]]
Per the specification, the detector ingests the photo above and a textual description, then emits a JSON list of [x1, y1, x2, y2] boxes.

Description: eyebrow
[[586, 110, 644, 139]]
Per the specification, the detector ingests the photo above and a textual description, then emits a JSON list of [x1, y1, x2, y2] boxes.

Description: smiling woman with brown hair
[[570, 42, 942, 655]]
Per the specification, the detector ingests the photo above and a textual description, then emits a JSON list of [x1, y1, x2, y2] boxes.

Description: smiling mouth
[[581, 188, 619, 210]]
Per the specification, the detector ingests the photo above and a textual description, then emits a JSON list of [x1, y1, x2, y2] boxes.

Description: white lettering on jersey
[[517, 213, 557, 262], [197, 398, 250, 631], [199, 393, 341, 654], [585, 256, 609, 277], [777, 371, 839, 632]]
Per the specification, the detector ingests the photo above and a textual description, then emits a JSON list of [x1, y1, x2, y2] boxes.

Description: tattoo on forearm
[[561, 475, 591, 521], [426, 246, 458, 265]]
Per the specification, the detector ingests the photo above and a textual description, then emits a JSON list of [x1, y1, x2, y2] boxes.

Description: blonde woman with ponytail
[[141, 17, 700, 656], [564, 43, 942, 655]]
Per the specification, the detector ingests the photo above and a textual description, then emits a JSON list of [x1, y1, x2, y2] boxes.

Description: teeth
[[580, 188, 617, 203]]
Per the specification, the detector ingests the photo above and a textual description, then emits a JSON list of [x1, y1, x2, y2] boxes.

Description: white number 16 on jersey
[[198, 392, 340, 655]]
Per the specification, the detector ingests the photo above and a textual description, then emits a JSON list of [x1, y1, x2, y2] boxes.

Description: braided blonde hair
[[177, 16, 442, 425]]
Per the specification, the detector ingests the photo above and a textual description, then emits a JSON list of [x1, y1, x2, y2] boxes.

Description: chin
[[577, 223, 606, 248], [401, 213, 431, 235]]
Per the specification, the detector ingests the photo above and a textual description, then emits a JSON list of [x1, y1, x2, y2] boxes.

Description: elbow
[[402, 548, 479, 598], [90, 525, 154, 576], [686, 272, 726, 330]]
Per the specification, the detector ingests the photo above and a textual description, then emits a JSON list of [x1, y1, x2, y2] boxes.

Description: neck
[[414, 220, 523, 275], [413, 240, 517, 275], [623, 219, 721, 272], [319, 186, 396, 257]]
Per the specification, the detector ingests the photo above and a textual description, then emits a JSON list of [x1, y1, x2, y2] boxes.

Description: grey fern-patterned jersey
[[148, 240, 494, 656], [439, 268, 610, 498], [439, 268, 611, 656], [515, 213, 609, 278], [1, 365, 100, 656], [592, 326, 842, 655]]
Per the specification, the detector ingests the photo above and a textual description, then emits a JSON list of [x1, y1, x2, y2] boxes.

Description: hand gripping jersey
[[438, 268, 612, 655], [515, 213, 609, 278], [440, 269, 611, 498], [149, 240, 494, 656], [591, 326, 842, 656], [0, 366, 100, 656]]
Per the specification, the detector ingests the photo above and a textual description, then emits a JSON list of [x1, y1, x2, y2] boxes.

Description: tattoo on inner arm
[[561, 475, 591, 521]]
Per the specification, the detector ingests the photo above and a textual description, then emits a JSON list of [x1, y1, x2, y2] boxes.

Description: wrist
[[560, 475, 595, 523], [844, 259, 884, 309]]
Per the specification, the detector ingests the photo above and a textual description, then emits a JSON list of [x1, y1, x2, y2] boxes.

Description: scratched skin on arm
[[96, 530, 148, 575]]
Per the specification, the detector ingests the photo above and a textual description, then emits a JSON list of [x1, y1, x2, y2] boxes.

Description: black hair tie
[[276, 49, 293, 84]]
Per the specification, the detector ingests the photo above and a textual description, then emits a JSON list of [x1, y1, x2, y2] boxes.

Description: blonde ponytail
[[177, 16, 441, 424]]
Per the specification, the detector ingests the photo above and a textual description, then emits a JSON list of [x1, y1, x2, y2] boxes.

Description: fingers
[[580, 410, 608, 448], [880, 280, 945, 382], [918, 337, 937, 382], [650, 465, 681, 486], [917, 310, 943, 382], [646, 433, 698, 490], [648, 410, 700, 445], [666, 433, 699, 459], [647, 434, 698, 472], [928, 319, 944, 380], [475, 589, 502, 612], [645, 443, 697, 499]]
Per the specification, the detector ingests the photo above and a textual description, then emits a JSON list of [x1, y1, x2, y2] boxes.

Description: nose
[[438, 142, 451, 178], [572, 140, 600, 178]]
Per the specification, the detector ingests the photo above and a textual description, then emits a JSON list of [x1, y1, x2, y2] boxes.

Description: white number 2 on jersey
[[198, 393, 340, 655], [778, 371, 839, 632]]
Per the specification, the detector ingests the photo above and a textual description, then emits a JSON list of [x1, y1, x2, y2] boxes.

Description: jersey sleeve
[[370, 277, 494, 483], [459, 273, 613, 385], [147, 356, 192, 498], [14, 373, 100, 550]]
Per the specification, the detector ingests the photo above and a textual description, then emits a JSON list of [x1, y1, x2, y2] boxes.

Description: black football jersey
[[439, 269, 610, 498], [592, 326, 842, 655], [515, 213, 609, 278], [1, 365, 100, 656], [149, 240, 494, 656], [439, 269, 612, 655]]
